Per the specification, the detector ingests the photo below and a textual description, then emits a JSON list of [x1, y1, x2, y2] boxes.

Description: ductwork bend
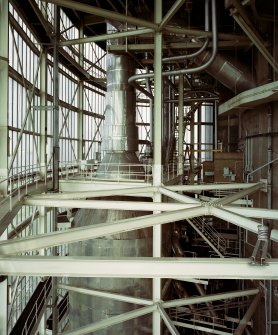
[[128, 0, 217, 93]]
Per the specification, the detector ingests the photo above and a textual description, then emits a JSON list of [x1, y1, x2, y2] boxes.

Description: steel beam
[[234, 293, 262, 335], [212, 183, 263, 205], [173, 321, 232, 335], [38, 185, 156, 199], [230, 4, 278, 74], [60, 304, 157, 335], [177, 75, 184, 176], [0, 206, 206, 255], [159, 187, 200, 204], [167, 183, 259, 192], [1, 257, 278, 279], [158, 305, 180, 335], [42, 0, 158, 30], [153, 2, 163, 333], [58, 284, 153, 306], [162, 288, 260, 308], [0, 182, 49, 237], [210, 207, 278, 243], [224, 206, 278, 220], [159, 0, 185, 30], [107, 40, 251, 53], [187, 218, 224, 258], [23, 198, 197, 212], [0, 0, 9, 197], [60, 28, 154, 46]]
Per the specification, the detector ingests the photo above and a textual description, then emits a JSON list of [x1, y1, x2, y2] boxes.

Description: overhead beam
[[159, 187, 200, 204], [159, 0, 185, 30], [212, 182, 263, 205], [23, 198, 197, 212], [60, 28, 154, 46], [58, 284, 153, 306], [230, 2, 278, 74], [43, 185, 155, 199], [107, 40, 251, 53], [224, 206, 278, 220], [162, 288, 259, 308], [211, 206, 268, 236], [167, 183, 259, 192], [0, 206, 206, 255], [42, 0, 158, 30], [1, 257, 277, 279]]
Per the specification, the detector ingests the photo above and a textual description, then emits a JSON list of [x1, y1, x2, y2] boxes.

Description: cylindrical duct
[[195, 52, 256, 93], [97, 54, 144, 180]]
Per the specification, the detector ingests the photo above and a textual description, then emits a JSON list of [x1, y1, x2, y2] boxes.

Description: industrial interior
[[0, 0, 278, 334]]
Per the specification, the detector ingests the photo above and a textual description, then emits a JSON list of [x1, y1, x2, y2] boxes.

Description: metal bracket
[[250, 225, 269, 266]]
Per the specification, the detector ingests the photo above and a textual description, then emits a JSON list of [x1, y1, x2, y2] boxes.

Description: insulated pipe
[[163, 0, 210, 63], [128, 0, 218, 92]]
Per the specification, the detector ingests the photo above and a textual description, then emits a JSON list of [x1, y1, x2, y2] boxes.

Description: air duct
[[194, 52, 256, 93], [68, 50, 152, 334]]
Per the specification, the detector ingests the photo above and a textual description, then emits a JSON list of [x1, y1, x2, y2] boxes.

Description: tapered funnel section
[[97, 53, 145, 180]]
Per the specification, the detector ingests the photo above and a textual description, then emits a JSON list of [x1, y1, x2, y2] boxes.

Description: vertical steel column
[[40, 49, 48, 179], [77, 21, 84, 161], [0, 0, 9, 197], [0, 2, 9, 331], [52, 6, 60, 334], [0, 232, 7, 335], [189, 110, 195, 183], [153, 0, 163, 333], [52, 5, 60, 191], [227, 115, 230, 152], [178, 75, 184, 176], [38, 207, 47, 334], [214, 100, 218, 151]]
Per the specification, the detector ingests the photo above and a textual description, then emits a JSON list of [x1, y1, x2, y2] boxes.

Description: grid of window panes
[[83, 84, 105, 160], [6, 3, 108, 332], [184, 102, 214, 163], [135, 69, 152, 159], [8, 5, 41, 176]]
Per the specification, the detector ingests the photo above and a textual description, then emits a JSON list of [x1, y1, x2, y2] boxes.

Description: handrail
[[192, 216, 226, 253]]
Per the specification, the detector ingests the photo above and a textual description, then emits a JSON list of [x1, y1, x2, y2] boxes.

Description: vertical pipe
[[153, 0, 163, 333], [178, 75, 184, 176], [52, 5, 60, 191]]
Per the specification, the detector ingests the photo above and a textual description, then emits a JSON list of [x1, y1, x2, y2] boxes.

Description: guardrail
[[0, 161, 183, 207]]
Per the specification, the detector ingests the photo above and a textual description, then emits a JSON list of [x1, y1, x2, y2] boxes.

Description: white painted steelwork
[[1, 257, 277, 279], [0, 206, 206, 255]]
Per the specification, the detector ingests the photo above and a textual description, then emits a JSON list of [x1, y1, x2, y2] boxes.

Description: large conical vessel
[[68, 51, 153, 334]]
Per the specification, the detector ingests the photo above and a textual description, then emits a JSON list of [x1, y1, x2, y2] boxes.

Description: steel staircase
[[190, 217, 227, 255]]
